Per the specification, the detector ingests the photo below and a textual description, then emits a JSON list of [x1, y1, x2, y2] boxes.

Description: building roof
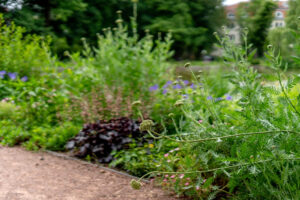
[[225, 1, 289, 17]]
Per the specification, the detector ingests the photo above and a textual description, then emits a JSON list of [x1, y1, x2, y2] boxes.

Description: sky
[[224, 0, 289, 5], [224, 0, 249, 5]]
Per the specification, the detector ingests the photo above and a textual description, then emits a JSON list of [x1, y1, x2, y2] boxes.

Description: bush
[[0, 14, 54, 78], [0, 100, 19, 121], [60, 16, 173, 122]]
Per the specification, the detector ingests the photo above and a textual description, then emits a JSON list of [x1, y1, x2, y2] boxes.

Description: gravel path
[[0, 146, 176, 200]]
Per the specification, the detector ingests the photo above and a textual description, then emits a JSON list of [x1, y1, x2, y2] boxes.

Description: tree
[[1, 0, 226, 58], [286, 0, 300, 30], [138, 0, 225, 58], [237, 0, 277, 56]]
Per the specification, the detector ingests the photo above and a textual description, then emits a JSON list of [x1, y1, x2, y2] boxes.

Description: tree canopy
[[236, 0, 277, 56], [286, 0, 300, 30], [0, 0, 225, 58]]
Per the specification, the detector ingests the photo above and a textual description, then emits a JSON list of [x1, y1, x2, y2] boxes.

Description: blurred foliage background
[[0, 0, 225, 58]]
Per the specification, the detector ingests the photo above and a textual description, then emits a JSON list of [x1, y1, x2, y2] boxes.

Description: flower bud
[[174, 100, 184, 107], [139, 120, 154, 132], [267, 44, 273, 50], [115, 19, 123, 24], [130, 179, 142, 190], [168, 113, 175, 117], [184, 63, 191, 68], [132, 100, 142, 107]]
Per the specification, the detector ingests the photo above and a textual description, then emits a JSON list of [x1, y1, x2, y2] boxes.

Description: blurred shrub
[[0, 14, 54, 77], [267, 28, 295, 67], [61, 18, 173, 122], [0, 101, 19, 121]]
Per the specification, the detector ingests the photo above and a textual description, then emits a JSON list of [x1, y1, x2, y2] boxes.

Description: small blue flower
[[8, 72, 17, 80], [190, 83, 195, 89], [163, 81, 172, 88], [226, 95, 233, 101], [207, 96, 213, 100], [183, 80, 189, 85], [21, 76, 28, 82], [0, 71, 5, 79], [173, 84, 182, 89], [149, 84, 159, 92], [182, 94, 188, 99], [215, 97, 223, 102], [162, 89, 168, 95]]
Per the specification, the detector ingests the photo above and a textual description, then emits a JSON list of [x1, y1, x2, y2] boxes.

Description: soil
[[0, 146, 176, 200]]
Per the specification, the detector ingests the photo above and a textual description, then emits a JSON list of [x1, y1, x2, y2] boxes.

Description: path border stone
[[44, 150, 150, 183]]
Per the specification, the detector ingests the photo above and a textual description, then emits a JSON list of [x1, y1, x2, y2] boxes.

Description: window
[[227, 23, 235, 29], [275, 22, 284, 27], [275, 11, 283, 18], [227, 12, 235, 19]]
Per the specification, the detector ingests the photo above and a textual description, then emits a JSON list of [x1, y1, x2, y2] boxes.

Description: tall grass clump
[[132, 28, 300, 199]]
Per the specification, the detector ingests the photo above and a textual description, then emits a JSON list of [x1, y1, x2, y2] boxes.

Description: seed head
[[63, 51, 70, 57], [116, 10, 122, 14], [139, 120, 154, 132], [115, 19, 123, 24], [130, 179, 142, 190], [132, 100, 142, 107], [168, 113, 175, 117], [131, 0, 139, 3], [174, 100, 184, 107], [184, 63, 191, 68], [267, 44, 273, 50], [173, 80, 179, 85]]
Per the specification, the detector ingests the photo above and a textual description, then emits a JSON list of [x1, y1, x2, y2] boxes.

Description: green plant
[[62, 8, 173, 121], [0, 101, 19, 121], [132, 30, 300, 199], [0, 14, 54, 77]]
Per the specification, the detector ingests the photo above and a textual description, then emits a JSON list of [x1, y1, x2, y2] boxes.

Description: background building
[[225, 1, 289, 43]]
